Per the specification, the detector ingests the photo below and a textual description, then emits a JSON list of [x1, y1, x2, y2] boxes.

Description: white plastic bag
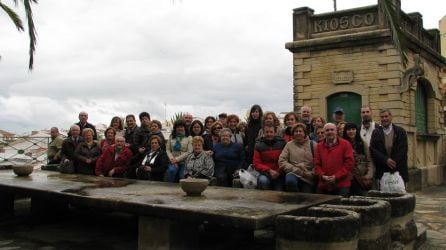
[[380, 171, 406, 193], [239, 169, 257, 189]]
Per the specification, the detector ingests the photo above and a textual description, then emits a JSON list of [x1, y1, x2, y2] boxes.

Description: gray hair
[[219, 128, 232, 137]]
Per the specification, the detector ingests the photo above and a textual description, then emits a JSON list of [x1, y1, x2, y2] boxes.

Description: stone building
[[286, 0, 446, 190]]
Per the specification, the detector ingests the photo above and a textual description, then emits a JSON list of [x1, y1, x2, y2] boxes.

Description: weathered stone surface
[[0, 170, 337, 230], [322, 198, 392, 250], [276, 207, 360, 250]]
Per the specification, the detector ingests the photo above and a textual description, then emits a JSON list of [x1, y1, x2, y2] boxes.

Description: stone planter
[[276, 207, 360, 250], [364, 190, 418, 246], [321, 197, 392, 250]]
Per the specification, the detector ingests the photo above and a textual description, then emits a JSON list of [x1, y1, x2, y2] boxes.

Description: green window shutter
[[415, 83, 427, 133]]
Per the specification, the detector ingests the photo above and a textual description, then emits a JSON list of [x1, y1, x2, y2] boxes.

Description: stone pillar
[[30, 197, 69, 220], [364, 190, 418, 248], [0, 192, 14, 218], [276, 207, 360, 250], [321, 197, 392, 250], [292, 7, 314, 41], [138, 216, 253, 250]]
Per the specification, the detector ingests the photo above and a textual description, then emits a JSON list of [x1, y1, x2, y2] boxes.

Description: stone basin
[[12, 165, 34, 176], [180, 178, 209, 196]]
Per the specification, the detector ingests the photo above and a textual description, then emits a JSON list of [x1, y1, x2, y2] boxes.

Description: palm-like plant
[[170, 112, 184, 125], [0, 0, 37, 70]]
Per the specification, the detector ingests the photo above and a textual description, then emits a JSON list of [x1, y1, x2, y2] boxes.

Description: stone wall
[[286, 1, 446, 190]]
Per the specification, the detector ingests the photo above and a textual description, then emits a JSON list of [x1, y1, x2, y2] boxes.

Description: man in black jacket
[[370, 109, 408, 185], [68, 111, 98, 140]]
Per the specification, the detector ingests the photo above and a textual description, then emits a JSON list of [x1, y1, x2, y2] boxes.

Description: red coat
[[253, 137, 286, 173], [95, 145, 133, 176], [314, 137, 354, 191]]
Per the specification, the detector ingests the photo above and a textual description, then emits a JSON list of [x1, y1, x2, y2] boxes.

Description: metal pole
[[334, 0, 337, 11]]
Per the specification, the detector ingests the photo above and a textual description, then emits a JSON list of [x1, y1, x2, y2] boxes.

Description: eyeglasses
[[215, 127, 222, 129]]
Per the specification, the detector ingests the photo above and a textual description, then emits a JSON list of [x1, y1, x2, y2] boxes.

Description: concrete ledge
[[408, 166, 445, 192]]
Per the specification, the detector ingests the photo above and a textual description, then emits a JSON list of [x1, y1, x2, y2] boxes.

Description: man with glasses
[[314, 123, 354, 197]]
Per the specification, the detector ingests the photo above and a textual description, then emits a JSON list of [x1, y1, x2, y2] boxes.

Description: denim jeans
[[257, 174, 284, 191], [317, 187, 350, 197], [285, 173, 314, 193], [167, 163, 184, 183]]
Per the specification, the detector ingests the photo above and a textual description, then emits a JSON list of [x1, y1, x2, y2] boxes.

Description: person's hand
[[327, 175, 336, 184], [269, 169, 280, 180], [386, 158, 396, 169], [108, 168, 115, 177], [144, 166, 151, 172], [204, 150, 213, 156], [138, 147, 145, 154], [99, 174, 104, 177], [170, 158, 177, 165], [86, 158, 92, 164]]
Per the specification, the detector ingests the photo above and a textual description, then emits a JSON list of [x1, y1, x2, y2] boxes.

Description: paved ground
[[414, 185, 446, 249], [1, 186, 446, 250]]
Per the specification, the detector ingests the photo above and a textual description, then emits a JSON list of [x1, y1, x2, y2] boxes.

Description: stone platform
[[0, 169, 337, 249]]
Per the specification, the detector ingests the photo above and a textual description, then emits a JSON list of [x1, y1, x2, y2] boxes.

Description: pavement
[[1, 186, 446, 250], [414, 185, 446, 249]]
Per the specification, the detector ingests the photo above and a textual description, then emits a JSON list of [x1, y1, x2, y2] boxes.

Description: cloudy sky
[[0, 0, 444, 133]]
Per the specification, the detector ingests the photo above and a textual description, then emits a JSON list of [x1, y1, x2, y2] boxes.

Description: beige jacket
[[279, 139, 316, 185]]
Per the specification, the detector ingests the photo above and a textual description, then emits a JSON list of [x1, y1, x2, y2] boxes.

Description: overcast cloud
[[0, 0, 444, 133]]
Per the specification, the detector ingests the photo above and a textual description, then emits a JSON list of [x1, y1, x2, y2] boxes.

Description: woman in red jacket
[[95, 136, 133, 177]]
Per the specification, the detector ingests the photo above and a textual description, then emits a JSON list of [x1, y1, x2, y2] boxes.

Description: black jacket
[[370, 124, 408, 182], [136, 149, 169, 181], [61, 136, 84, 161]]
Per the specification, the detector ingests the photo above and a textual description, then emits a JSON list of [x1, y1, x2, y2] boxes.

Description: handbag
[[379, 171, 406, 193], [60, 160, 75, 174]]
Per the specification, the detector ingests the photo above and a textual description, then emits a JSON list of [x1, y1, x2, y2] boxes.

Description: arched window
[[415, 82, 427, 133]]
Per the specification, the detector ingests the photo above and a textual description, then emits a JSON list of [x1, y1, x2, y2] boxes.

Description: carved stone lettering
[[339, 16, 349, 29], [333, 71, 353, 84], [364, 13, 375, 25], [330, 18, 339, 30], [352, 15, 362, 27], [313, 13, 376, 33], [314, 20, 326, 33]]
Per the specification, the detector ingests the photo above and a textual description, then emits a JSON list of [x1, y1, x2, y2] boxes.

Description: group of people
[[46, 104, 408, 197]]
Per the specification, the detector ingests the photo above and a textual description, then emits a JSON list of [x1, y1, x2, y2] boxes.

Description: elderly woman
[[136, 135, 169, 181], [213, 128, 245, 187], [227, 114, 244, 145], [100, 127, 116, 152], [342, 122, 374, 196], [311, 125, 325, 143], [184, 136, 214, 179], [203, 122, 223, 151], [283, 112, 299, 143], [166, 120, 193, 182], [110, 116, 124, 137], [75, 128, 102, 175], [279, 123, 317, 193], [95, 136, 133, 177]]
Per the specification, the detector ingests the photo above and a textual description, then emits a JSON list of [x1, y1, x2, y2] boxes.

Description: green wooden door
[[415, 83, 427, 133], [327, 92, 362, 126]]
